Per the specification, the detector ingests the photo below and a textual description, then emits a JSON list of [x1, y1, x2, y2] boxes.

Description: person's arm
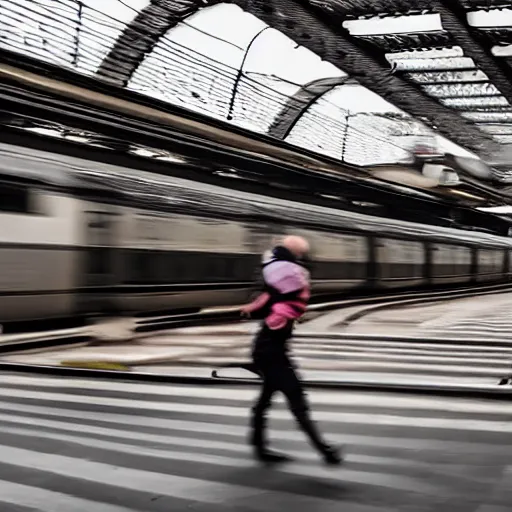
[[240, 292, 271, 318]]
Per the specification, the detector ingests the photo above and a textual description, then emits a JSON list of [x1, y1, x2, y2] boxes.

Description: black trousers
[[250, 350, 328, 452]]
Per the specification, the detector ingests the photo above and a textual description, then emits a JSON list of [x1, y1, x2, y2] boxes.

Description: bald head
[[282, 235, 310, 258]]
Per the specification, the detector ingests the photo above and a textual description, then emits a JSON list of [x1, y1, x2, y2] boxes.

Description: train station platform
[[301, 289, 512, 337], [1, 290, 511, 395]]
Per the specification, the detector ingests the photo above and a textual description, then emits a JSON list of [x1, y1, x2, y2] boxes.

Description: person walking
[[241, 235, 342, 465]]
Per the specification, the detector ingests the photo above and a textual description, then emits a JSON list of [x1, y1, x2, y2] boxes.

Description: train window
[[0, 182, 31, 213]]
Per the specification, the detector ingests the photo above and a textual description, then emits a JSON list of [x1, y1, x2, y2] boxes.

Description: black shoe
[[321, 445, 343, 466], [254, 448, 292, 464]]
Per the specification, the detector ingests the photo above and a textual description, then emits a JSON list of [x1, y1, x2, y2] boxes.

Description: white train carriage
[[0, 179, 80, 322], [112, 207, 257, 313], [476, 247, 506, 282], [1, 141, 512, 325], [429, 243, 473, 285], [375, 237, 426, 288], [294, 229, 370, 292]]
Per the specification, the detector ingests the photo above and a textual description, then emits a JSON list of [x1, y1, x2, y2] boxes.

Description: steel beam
[[268, 76, 349, 139], [437, 1, 512, 106]]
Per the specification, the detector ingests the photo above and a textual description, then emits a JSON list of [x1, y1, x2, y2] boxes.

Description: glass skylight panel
[[463, 112, 512, 122], [441, 96, 510, 108], [128, 37, 299, 133], [345, 113, 415, 166], [0, 0, 80, 68], [492, 45, 512, 58], [343, 13, 442, 36], [285, 96, 346, 161], [422, 82, 501, 98], [387, 56, 475, 71], [386, 48, 471, 72], [389, 47, 464, 60], [128, 32, 240, 124], [285, 100, 421, 166], [404, 70, 489, 83], [467, 9, 512, 28], [128, 5, 347, 135], [0, 0, 149, 75], [76, 0, 151, 75]]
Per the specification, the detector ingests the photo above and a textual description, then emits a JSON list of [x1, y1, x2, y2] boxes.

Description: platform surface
[[301, 291, 512, 337], [2, 292, 512, 389], [0, 373, 510, 512]]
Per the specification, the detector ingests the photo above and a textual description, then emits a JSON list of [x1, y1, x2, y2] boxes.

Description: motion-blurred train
[[1, 142, 511, 324]]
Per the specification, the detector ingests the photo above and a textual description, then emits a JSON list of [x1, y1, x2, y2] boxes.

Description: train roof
[[1, 142, 511, 249]]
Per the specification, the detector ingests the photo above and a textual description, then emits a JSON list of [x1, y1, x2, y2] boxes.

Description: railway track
[[135, 280, 512, 333], [1, 280, 510, 347], [0, 282, 511, 398]]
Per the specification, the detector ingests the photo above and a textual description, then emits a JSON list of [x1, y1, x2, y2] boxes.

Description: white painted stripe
[[300, 335, 512, 344], [440, 329, 512, 333], [0, 426, 446, 496], [297, 353, 512, 364], [425, 323, 512, 329], [439, 321, 512, 326], [296, 344, 512, 356], [292, 332, 512, 348], [427, 327, 512, 335], [292, 342, 512, 356], [0, 414, 487, 482], [1, 387, 511, 433], [428, 331, 512, 336], [0, 399, 508, 455], [148, 365, 498, 386], [297, 361, 506, 375], [0, 445, 395, 512], [0, 480, 138, 512], [177, 356, 507, 375], [151, 357, 506, 375], [298, 344, 512, 355], [2, 374, 512, 415], [437, 332, 512, 336], [293, 349, 509, 366]]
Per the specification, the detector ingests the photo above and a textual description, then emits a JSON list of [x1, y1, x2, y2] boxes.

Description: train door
[[77, 202, 119, 316]]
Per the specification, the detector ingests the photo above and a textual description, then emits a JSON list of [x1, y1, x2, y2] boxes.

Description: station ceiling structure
[[1, 0, 512, 185], [93, 0, 512, 156]]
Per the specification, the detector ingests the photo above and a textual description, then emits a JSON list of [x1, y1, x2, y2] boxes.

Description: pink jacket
[[242, 260, 310, 330]]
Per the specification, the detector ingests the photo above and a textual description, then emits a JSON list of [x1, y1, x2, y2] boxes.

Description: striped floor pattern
[[0, 374, 510, 512], [127, 335, 512, 387], [423, 302, 512, 340]]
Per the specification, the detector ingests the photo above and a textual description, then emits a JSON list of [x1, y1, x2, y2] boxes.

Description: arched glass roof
[[0, 0, 495, 169], [127, 5, 345, 133]]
